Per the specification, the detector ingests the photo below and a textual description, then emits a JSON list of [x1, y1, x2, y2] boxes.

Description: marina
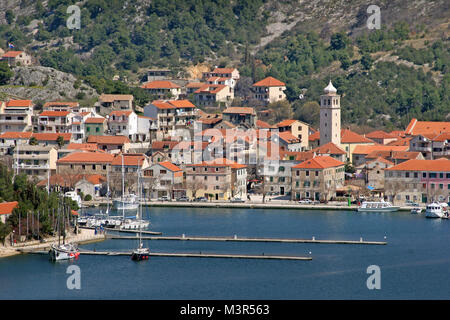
[[2, 207, 450, 299]]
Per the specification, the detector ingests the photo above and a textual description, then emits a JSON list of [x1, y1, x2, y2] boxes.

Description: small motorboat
[[411, 207, 422, 214], [358, 200, 399, 212]]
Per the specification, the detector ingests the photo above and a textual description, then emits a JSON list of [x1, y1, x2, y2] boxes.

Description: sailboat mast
[[122, 153, 125, 219], [106, 164, 110, 215]]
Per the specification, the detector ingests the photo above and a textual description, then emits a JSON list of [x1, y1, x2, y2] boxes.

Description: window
[[82, 165, 85, 170], [315, 171, 319, 177], [296, 170, 300, 176], [423, 172, 426, 178], [92, 165, 96, 170], [405, 172, 410, 178], [439, 173, 444, 179], [306, 171, 309, 177], [439, 184, 443, 189], [414, 172, 418, 178], [215, 176, 219, 181], [103, 165, 106, 170]]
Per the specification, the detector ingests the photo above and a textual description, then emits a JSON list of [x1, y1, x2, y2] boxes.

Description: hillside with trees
[[0, 0, 448, 130]]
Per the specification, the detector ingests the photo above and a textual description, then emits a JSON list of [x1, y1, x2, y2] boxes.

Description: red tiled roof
[[99, 94, 133, 102], [366, 157, 394, 166], [312, 142, 346, 155], [308, 131, 320, 141], [2, 51, 23, 58], [365, 130, 397, 139], [111, 154, 147, 166], [188, 158, 246, 169], [293, 156, 345, 169], [158, 161, 182, 172], [85, 117, 106, 124], [66, 143, 98, 151], [32, 133, 72, 141], [387, 137, 412, 146], [0, 201, 18, 215], [39, 111, 70, 117], [385, 159, 450, 172], [341, 129, 374, 144], [256, 120, 274, 129], [109, 110, 133, 117], [141, 80, 180, 89], [194, 84, 228, 94], [151, 140, 179, 150], [276, 119, 298, 127], [223, 107, 255, 115], [87, 135, 130, 144], [212, 68, 236, 74], [0, 132, 32, 139], [43, 101, 79, 108], [276, 131, 300, 143], [167, 100, 196, 108], [432, 132, 450, 142], [6, 100, 32, 107], [352, 145, 409, 155], [252, 76, 285, 87], [57, 152, 115, 164], [405, 118, 450, 136], [186, 82, 204, 88]]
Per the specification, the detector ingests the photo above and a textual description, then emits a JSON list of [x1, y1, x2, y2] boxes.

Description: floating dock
[[106, 234, 387, 245], [19, 249, 312, 261]]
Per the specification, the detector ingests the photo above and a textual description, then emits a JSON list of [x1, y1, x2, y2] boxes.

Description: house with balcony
[[206, 76, 236, 89], [37, 110, 74, 133], [144, 100, 197, 140], [202, 67, 240, 81], [194, 84, 234, 107], [252, 76, 286, 105], [143, 161, 184, 200], [137, 115, 157, 142], [0, 100, 33, 132], [141, 81, 181, 100], [0, 131, 32, 155], [12, 145, 57, 179], [291, 156, 345, 201], [43, 101, 93, 114], [409, 133, 450, 160], [185, 158, 247, 201], [107, 110, 138, 140]]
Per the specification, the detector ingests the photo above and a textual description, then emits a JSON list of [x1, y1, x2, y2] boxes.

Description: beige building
[[0, 100, 34, 132], [291, 155, 345, 201], [143, 161, 184, 199], [57, 151, 115, 175], [12, 145, 57, 179], [319, 81, 341, 146], [96, 94, 134, 114], [185, 158, 247, 200], [276, 119, 310, 150], [252, 76, 286, 104], [1, 51, 32, 66], [141, 81, 181, 100], [384, 159, 450, 204], [194, 84, 234, 107]]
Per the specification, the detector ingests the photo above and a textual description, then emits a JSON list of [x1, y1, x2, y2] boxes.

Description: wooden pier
[[106, 234, 387, 245], [19, 249, 312, 261]]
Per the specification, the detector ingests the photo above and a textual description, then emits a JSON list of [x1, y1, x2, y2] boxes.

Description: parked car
[[298, 199, 313, 204], [195, 197, 208, 202], [158, 196, 170, 202], [230, 197, 245, 203], [176, 196, 189, 202], [405, 200, 419, 207]]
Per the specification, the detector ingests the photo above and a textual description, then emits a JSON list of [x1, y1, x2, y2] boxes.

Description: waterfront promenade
[[0, 228, 105, 259]]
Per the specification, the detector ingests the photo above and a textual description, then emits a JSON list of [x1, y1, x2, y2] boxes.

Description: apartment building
[[12, 145, 57, 178], [185, 158, 247, 200], [222, 107, 256, 128], [252, 77, 286, 104], [143, 161, 184, 199], [276, 119, 310, 150], [0, 100, 33, 132], [384, 158, 450, 204], [57, 151, 115, 175], [291, 156, 345, 201], [96, 94, 134, 114], [141, 81, 181, 100], [194, 84, 234, 107], [37, 110, 74, 133]]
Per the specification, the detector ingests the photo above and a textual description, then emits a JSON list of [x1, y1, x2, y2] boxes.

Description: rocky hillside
[[0, 66, 98, 103]]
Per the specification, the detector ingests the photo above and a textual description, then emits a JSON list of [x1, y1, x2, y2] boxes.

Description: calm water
[[1, 206, 449, 299]]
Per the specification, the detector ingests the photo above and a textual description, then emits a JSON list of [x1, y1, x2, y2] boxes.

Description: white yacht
[[425, 202, 448, 218], [357, 200, 399, 212], [113, 194, 139, 210], [120, 218, 149, 230]]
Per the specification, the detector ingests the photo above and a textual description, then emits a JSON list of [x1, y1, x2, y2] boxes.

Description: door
[[280, 187, 285, 195]]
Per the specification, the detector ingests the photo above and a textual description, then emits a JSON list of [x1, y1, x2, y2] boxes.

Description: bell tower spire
[[319, 80, 341, 146]]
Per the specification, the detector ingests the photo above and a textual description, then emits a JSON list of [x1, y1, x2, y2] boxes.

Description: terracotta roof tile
[[39, 111, 70, 117], [353, 145, 409, 155], [312, 142, 346, 155], [0, 132, 32, 139], [6, 100, 32, 107], [293, 156, 345, 169], [0, 201, 18, 215], [386, 159, 450, 172], [32, 133, 72, 141], [252, 76, 285, 87], [87, 135, 130, 144], [85, 117, 106, 124], [405, 118, 450, 136], [111, 153, 147, 166], [2, 51, 24, 58], [57, 152, 115, 164], [141, 80, 180, 89], [158, 161, 182, 172]]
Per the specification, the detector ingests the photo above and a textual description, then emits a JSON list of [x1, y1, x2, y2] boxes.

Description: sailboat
[[50, 197, 80, 261], [104, 165, 123, 229], [113, 154, 139, 211], [131, 166, 150, 261]]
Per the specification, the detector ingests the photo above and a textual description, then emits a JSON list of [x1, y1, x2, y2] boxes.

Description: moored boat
[[425, 202, 448, 218], [411, 207, 422, 214], [357, 200, 399, 212], [49, 243, 80, 261]]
